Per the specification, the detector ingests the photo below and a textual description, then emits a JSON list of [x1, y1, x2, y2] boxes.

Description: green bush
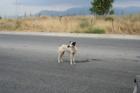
[[0, 25, 17, 31], [80, 20, 90, 28], [105, 16, 114, 21], [15, 20, 21, 29], [85, 27, 105, 34]]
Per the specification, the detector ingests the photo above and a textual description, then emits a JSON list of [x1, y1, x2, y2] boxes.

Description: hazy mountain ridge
[[37, 7, 90, 16], [114, 6, 140, 15], [36, 6, 140, 16]]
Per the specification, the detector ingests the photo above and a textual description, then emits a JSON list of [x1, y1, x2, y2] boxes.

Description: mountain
[[36, 7, 90, 16], [36, 6, 140, 16], [114, 6, 140, 15]]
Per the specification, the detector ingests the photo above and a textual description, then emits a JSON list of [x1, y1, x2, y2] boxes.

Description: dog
[[58, 41, 77, 65]]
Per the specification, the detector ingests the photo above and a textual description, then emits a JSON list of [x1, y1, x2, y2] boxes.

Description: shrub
[[85, 27, 105, 34], [80, 20, 90, 28], [15, 20, 22, 29], [105, 16, 114, 21]]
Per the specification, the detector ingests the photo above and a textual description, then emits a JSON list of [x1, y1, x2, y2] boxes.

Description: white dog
[[58, 41, 77, 65]]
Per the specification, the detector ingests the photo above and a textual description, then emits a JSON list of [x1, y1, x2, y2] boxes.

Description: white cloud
[[0, 0, 16, 16], [0, 0, 140, 17], [16, 3, 81, 16], [0, 0, 89, 16]]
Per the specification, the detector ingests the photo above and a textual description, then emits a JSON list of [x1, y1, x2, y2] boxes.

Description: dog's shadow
[[64, 58, 101, 63]]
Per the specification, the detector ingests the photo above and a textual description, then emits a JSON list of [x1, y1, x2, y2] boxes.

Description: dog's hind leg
[[58, 52, 61, 63], [58, 51, 64, 63], [58, 53, 61, 63]]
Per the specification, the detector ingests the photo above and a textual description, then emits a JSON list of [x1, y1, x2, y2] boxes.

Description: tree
[[90, 0, 114, 15]]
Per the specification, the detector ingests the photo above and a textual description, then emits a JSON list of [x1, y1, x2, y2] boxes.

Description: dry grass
[[0, 15, 140, 35]]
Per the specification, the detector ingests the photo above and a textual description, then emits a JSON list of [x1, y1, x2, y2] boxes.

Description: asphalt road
[[0, 34, 140, 93]]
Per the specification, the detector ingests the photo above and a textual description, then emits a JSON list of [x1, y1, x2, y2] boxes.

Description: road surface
[[0, 34, 140, 93]]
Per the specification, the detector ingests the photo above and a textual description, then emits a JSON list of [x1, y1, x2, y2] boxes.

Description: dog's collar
[[67, 45, 75, 48]]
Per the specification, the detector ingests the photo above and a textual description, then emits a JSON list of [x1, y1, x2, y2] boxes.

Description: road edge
[[0, 31, 140, 40]]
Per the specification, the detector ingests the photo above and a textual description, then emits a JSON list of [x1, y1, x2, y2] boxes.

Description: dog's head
[[69, 41, 76, 47]]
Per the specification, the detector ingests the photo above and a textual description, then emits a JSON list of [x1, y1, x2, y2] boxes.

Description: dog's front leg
[[72, 54, 76, 64], [70, 54, 73, 65]]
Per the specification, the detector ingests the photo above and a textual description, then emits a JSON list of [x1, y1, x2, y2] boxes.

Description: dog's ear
[[72, 42, 76, 46], [73, 42, 76, 45]]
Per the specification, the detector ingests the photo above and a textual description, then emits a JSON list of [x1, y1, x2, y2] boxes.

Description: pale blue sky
[[0, 0, 140, 17]]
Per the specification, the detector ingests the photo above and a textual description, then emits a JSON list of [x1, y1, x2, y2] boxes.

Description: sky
[[0, 0, 140, 17]]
